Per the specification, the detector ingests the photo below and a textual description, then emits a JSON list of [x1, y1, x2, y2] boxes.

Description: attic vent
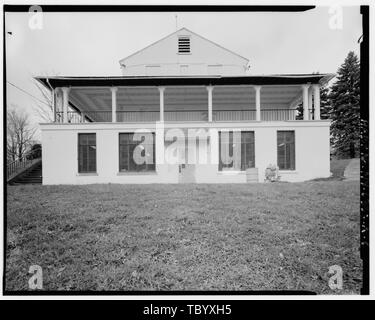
[[178, 36, 190, 54]]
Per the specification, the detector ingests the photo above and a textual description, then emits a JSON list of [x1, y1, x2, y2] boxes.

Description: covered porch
[[36, 74, 334, 123]]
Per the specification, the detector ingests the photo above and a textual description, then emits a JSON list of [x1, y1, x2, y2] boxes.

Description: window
[[178, 36, 190, 54], [78, 133, 96, 173], [240, 131, 255, 170], [218, 131, 255, 171], [119, 133, 155, 172], [277, 131, 295, 170]]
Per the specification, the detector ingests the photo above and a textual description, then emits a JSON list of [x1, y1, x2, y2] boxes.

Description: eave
[[35, 74, 336, 90]]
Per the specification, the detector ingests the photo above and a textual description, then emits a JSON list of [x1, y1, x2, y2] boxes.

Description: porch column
[[254, 86, 261, 121], [308, 87, 313, 120], [52, 88, 56, 122], [313, 84, 321, 120], [61, 87, 70, 124], [207, 85, 213, 122], [302, 84, 310, 121], [110, 87, 118, 123], [158, 86, 165, 122]]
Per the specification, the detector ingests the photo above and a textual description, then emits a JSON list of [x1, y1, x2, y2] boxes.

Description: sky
[[5, 6, 362, 140]]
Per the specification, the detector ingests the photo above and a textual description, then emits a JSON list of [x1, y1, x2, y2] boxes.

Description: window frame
[[277, 130, 296, 171], [218, 130, 255, 172], [77, 133, 97, 174], [118, 132, 156, 173]]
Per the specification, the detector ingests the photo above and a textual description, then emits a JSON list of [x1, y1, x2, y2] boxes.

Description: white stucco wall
[[254, 125, 331, 182], [120, 28, 248, 76], [42, 126, 178, 185], [41, 121, 330, 185]]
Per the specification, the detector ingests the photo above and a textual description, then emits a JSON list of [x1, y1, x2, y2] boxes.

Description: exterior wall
[[42, 126, 178, 185], [123, 64, 245, 77], [254, 125, 331, 182], [120, 29, 248, 76], [41, 121, 330, 185]]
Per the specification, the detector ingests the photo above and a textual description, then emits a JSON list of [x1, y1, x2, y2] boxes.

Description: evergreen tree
[[329, 51, 360, 158], [319, 85, 330, 120]]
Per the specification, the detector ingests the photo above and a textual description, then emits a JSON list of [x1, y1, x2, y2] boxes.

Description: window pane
[[88, 146, 96, 172], [119, 133, 155, 172], [219, 131, 254, 171], [78, 147, 85, 172], [219, 131, 234, 170], [277, 131, 295, 170], [241, 131, 254, 169], [78, 133, 96, 173]]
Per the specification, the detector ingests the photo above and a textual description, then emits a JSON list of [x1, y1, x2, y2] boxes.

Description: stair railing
[[7, 147, 42, 181]]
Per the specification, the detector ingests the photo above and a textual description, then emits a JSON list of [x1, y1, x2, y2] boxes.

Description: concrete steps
[[246, 168, 259, 183], [9, 162, 42, 185]]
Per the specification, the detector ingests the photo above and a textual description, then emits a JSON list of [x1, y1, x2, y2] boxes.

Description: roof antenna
[[175, 14, 178, 31]]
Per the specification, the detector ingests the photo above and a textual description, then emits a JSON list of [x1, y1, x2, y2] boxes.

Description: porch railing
[[214, 110, 257, 121], [118, 110, 208, 122], [261, 109, 297, 121], [7, 147, 42, 181], [214, 109, 315, 121], [56, 111, 85, 123], [164, 110, 208, 121], [56, 110, 209, 122], [55, 109, 313, 123]]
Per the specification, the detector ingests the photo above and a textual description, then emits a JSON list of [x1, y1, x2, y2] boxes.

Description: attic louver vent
[[178, 37, 190, 53]]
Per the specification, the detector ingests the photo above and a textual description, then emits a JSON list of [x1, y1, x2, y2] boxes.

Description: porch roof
[[36, 73, 335, 89]]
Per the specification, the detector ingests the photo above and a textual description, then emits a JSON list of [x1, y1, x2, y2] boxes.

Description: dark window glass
[[240, 131, 255, 170], [277, 131, 295, 170], [218, 131, 255, 171], [78, 133, 96, 173], [119, 133, 155, 172]]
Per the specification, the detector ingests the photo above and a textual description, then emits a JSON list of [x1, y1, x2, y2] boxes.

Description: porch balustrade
[[55, 108, 313, 123]]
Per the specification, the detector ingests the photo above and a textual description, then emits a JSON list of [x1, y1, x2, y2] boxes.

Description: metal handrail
[[7, 147, 42, 180]]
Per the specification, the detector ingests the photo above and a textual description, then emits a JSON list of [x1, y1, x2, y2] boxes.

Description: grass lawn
[[330, 158, 353, 179], [5, 163, 361, 293]]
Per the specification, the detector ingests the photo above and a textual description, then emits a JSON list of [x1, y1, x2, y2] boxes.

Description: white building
[[37, 28, 334, 184]]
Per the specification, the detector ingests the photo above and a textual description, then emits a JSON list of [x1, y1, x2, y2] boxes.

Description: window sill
[[217, 171, 246, 175], [117, 171, 157, 176], [76, 172, 98, 176], [279, 170, 298, 174]]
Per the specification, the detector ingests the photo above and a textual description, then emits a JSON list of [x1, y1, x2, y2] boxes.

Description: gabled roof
[[119, 27, 249, 66]]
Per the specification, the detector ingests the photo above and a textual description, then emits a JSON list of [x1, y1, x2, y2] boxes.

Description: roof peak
[[119, 27, 249, 65]]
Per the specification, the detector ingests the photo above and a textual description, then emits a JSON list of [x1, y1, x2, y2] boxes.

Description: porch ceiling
[[67, 85, 304, 113]]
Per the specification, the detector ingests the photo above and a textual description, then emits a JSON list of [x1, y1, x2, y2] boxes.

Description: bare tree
[[7, 108, 37, 162], [33, 79, 54, 122]]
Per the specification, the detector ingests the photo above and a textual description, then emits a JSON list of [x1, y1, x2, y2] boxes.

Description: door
[[178, 138, 196, 183]]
